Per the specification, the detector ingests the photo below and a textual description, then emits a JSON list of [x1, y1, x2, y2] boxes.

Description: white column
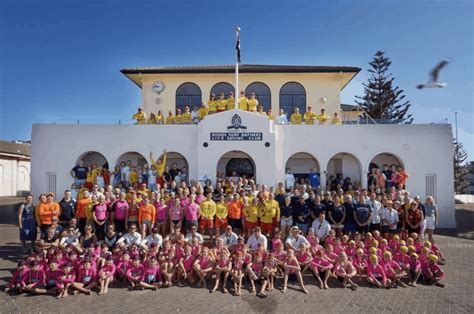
[[361, 169, 368, 189], [320, 169, 327, 190]]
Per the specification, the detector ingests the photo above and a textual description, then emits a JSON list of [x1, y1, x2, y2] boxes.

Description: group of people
[[132, 91, 343, 125], [9, 159, 445, 299]]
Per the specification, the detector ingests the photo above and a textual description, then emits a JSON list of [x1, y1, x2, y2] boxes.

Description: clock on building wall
[[152, 81, 165, 94]]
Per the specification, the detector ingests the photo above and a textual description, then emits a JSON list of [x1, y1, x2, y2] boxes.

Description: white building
[[0, 140, 31, 196], [31, 64, 455, 227]]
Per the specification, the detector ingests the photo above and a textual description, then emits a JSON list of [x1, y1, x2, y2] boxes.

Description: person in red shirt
[[227, 194, 244, 235]]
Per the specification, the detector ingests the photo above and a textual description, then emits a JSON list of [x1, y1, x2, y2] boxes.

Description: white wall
[[31, 116, 455, 227], [0, 158, 30, 196]]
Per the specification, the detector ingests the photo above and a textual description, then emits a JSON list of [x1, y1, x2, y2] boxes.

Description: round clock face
[[152, 81, 165, 93]]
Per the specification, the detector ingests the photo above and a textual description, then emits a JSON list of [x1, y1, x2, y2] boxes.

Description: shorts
[[369, 223, 380, 232], [200, 218, 214, 229], [171, 220, 181, 225], [344, 223, 357, 234], [295, 222, 308, 234], [425, 217, 436, 230], [389, 228, 398, 234], [357, 225, 370, 234], [280, 217, 293, 227], [381, 225, 390, 234], [142, 220, 152, 226], [260, 222, 273, 234], [245, 221, 258, 231], [75, 179, 86, 187], [215, 218, 227, 228], [156, 219, 166, 225], [228, 218, 242, 230], [185, 220, 198, 230]]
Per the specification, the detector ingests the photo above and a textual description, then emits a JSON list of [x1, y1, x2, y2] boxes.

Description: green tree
[[356, 51, 413, 124], [454, 139, 470, 194]]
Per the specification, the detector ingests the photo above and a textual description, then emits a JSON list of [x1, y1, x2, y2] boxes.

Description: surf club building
[[30, 64, 455, 227]]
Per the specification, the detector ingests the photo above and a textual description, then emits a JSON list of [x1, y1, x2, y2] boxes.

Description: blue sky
[[0, 0, 473, 158]]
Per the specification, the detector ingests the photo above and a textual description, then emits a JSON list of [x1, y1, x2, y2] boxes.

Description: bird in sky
[[416, 58, 451, 89]]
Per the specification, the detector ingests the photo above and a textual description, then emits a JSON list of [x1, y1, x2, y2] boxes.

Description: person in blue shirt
[[342, 195, 357, 234], [293, 196, 310, 233], [354, 195, 372, 234], [308, 168, 320, 188]]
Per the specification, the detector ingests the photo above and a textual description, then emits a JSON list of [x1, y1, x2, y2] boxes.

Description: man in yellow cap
[[132, 107, 147, 124], [226, 92, 235, 110], [303, 106, 317, 125], [238, 91, 248, 110], [290, 108, 302, 125], [247, 93, 258, 112], [316, 108, 330, 125], [217, 93, 227, 112], [208, 94, 217, 114]]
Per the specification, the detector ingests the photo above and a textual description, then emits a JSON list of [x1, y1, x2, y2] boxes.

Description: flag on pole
[[236, 29, 241, 63]]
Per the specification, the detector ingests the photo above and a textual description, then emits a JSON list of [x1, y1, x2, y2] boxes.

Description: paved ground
[[1, 198, 474, 313]]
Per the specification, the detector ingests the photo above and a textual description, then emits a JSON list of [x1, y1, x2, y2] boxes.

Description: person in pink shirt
[[111, 192, 129, 233], [56, 262, 76, 298], [263, 253, 278, 291], [388, 234, 401, 252], [5, 261, 28, 293], [296, 244, 312, 274], [246, 252, 268, 298], [184, 195, 201, 232], [345, 240, 357, 260], [177, 245, 196, 286], [272, 230, 284, 251], [155, 198, 168, 236], [423, 255, 445, 287], [408, 252, 422, 287], [393, 246, 411, 273], [282, 249, 308, 294], [116, 251, 132, 282], [98, 255, 116, 295], [367, 254, 390, 288], [353, 248, 368, 279], [70, 259, 97, 295], [93, 195, 109, 240], [381, 251, 407, 287], [33, 260, 63, 296], [21, 261, 45, 293], [193, 247, 215, 289], [140, 257, 162, 290], [211, 251, 232, 293], [309, 248, 332, 289], [334, 252, 358, 290], [169, 198, 184, 231], [231, 252, 245, 296], [160, 249, 176, 287], [126, 256, 144, 290]]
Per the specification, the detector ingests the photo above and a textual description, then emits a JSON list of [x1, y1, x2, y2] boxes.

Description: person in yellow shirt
[[217, 93, 227, 112], [226, 92, 235, 110], [181, 106, 192, 124], [263, 193, 280, 235], [331, 112, 342, 125], [147, 113, 157, 124], [316, 108, 330, 125], [165, 111, 175, 124], [290, 108, 303, 124], [208, 94, 217, 114], [132, 107, 147, 124], [303, 106, 317, 125], [91, 165, 101, 185], [149, 149, 167, 178], [129, 166, 139, 187], [198, 102, 208, 121], [199, 192, 216, 242], [238, 91, 248, 110], [215, 195, 228, 239], [175, 108, 183, 124], [267, 109, 274, 120], [247, 93, 258, 112], [257, 105, 267, 116], [156, 110, 165, 124], [242, 198, 260, 237]]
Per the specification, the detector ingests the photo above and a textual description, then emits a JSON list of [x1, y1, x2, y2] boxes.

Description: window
[[176, 83, 202, 113], [46, 172, 57, 196], [279, 82, 306, 115], [210, 82, 235, 98], [425, 174, 437, 200], [245, 82, 271, 112]]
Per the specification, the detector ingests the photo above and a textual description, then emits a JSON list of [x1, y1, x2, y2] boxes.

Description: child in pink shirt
[[116, 251, 132, 281], [126, 257, 144, 290], [193, 247, 214, 289], [211, 251, 232, 294], [5, 261, 28, 293], [296, 245, 312, 273], [408, 253, 421, 287], [423, 255, 445, 287], [71, 259, 97, 295], [98, 255, 116, 294], [381, 251, 407, 287], [140, 257, 162, 290], [282, 249, 308, 294], [334, 252, 358, 290], [367, 254, 390, 288], [21, 261, 45, 293], [34, 260, 63, 296], [353, 248, 368, 278], [56, 262, 76, 298], [231, 252, 244, 296], [263, 253, 278, 291], [309, 248, 332, 289], [177, 245, 196, 286], [246, 253, 268, 298]]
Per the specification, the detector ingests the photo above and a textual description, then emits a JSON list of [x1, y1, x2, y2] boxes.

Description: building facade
[[31, 64, 456, 227], [0, 141, 31, 196]]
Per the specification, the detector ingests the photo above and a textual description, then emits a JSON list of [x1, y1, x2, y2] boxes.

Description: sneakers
[[434, 282, 445, 288]]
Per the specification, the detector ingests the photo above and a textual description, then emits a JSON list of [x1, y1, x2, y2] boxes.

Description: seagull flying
[[417, 58, 451, 89]]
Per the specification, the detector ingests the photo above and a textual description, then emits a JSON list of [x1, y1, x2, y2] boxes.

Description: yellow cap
[[399, 240, 406, 246], [429, 254, 439, 263], [369, 247, 377, 254], [400, 246, 409, 253], [423, 241, 432, 248], [392, 235, 400, 241], [383, 251, 392, 258], [371, 240, 379, 247], [410, 252, 419, 258], [408, 245, 416, 252], [369, 254, 378, 262]]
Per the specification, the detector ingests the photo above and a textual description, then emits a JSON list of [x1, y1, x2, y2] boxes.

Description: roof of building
[[121, 64, 361, 75], [0, 140, 31, 157], [341, 104, 359, 111]]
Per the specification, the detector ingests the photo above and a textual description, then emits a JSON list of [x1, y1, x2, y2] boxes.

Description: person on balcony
[[208, 94, 217, 114], [331, 112, 342, 125], [277, 109, 289, 125], [182, 106, 192, 124], [303, 106, 316, 125], [191, 106, 199, 124], [175, 108, 183, 124], [290, 108, 302, 125], [247, 93, 258, 112], [132, 107, 146, 124], [147, 113, 157, 124], [217, 93, 227, 112], [165, 111, 175, 124], [156, 110, 165, 125], [198, 102, 208, 121], [257, 105, 267, 116], [316, 108, 330, 125], [238, 91, 248, 110], [267, 109, 274, 121], [226, 92, 235, 110]]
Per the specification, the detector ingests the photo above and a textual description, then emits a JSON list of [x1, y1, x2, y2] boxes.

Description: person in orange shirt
[[35, 194, 50, 236], [397, 167, 409, 189], [46, 192, 61, 222], [227, 194, 244, 235], [138, 196, 156, 237], [76, 190, 91, 233]]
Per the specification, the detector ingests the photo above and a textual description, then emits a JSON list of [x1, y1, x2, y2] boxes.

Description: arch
[[176, 82, 202, 113], [279, 81, 306, 115], [368, 152, 405, 172], [216, 150, 256, 179], [165, 151, 189, 177], [115, 151, 148, 168], [17, 164, 30, 192], [245, 82, 271, 112], [285, 152, 321, 186], [76, 151, 109, 170], [326, 152, 362, 189], [210, 82, 235, 98]]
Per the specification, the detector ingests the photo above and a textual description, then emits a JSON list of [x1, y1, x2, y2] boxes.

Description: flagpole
[[235, 27, 240, 110]]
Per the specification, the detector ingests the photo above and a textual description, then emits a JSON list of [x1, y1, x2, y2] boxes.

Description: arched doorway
[[285, 152, 320, 187], [115, 152, 148, 167], [245, 82, 271, 112], [326, 152, 362, 190], [216, 151, 256, 179], [77, 151, 109, 170], [166, 152, 189, 181], [368, 153, 404, 171]]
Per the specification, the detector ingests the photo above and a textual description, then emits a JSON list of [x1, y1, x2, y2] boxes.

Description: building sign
[[210, 114, 263, 141]]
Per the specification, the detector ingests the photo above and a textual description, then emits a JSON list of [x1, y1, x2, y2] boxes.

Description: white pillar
[[320, 170, 327, 191], [361, 169, 368, 189]]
